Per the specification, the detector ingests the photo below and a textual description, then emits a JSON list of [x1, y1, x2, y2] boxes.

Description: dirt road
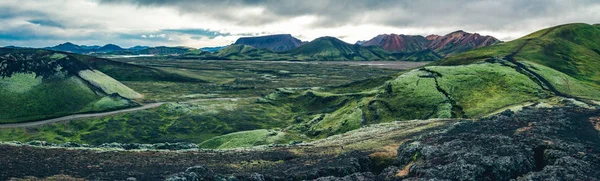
[[0, 97, 246, 128]]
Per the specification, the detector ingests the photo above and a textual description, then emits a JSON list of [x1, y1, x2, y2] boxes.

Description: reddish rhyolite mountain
[[234, 34, 304, 52], [362, 31, 500, 56], [427, 30, 500, 56], [361, 34, 430, 53]]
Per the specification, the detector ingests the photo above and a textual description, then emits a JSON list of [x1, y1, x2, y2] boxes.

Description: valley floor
[[1, 105, 598, 180]]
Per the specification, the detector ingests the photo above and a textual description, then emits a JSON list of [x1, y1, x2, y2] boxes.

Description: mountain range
[[361, 30, 500, 56], [30, 30, 499, 61], [45, 42, 125, 54]]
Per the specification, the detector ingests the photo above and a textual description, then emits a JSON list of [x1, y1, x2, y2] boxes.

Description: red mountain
[[427, 30, 500, 56], [361, 34, 430, 53], [361, 31, 500, 56]]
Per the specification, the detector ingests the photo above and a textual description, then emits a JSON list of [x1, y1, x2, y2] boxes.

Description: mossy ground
[[0, 73, 130, 123], [78, 70, 142, 99], [0, 60, 585, 147], [523, 61, 600, 100], [0, 60, 415, 145], [110, 59, 404, 102], [426, 63, 548, 117], [0, 98, 295, 144], [198, 129, 309, 149]]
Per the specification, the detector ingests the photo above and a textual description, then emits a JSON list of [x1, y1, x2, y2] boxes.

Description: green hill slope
[[0, 48, 140, 123], [215, 44, 289, 60], [439, 23, 600, 81], [437, 23, 600, 99], [289, 37, 391, 61], [71, 54, 205, 82]]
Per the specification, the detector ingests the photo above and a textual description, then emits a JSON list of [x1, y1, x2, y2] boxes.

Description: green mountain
[[289, 36, 420, 61], [0, 48, 142, 123], [289, 36, 384, 61], [215, 44, 288, 60]]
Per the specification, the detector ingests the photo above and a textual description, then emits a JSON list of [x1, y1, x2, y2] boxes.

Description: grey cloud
[[27, 19, 66, 28], [99, 0, 600, 33]]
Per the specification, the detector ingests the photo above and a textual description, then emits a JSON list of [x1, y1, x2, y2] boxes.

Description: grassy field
[[198, 129, 309, 149], [109, 59, 415, 102], [0, 60, 423, 145], [523, 61, 600, 100], [427, 63, 548, 117], [0, 59, 577, 146]]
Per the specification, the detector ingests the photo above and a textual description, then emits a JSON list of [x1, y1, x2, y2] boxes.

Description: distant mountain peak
[[450, 30, 467, 34], [361, 31, 500, 56], [234, 34, 304, 52], [361, 34, 430, 53], [427, 30, 500, 56], [426, 35, 441, 41]]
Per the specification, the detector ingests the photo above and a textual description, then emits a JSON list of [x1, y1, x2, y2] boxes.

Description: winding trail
[[0, 97, 247, 128]]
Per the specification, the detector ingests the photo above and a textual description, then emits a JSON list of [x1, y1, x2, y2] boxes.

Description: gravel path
[[0, 97, 246, 128]]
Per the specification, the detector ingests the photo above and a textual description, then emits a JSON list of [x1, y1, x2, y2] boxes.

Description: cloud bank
[[1, 0, 599, 47]]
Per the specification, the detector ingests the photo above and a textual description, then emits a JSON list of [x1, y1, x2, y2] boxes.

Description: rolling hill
[[97, 44, 124, 52], [46, 42, 101, 54], [0, 48, 142, 123], [234, 34, 304, 52]]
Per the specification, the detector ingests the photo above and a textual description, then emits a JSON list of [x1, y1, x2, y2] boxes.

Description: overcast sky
[[1, 0, 599, 48]]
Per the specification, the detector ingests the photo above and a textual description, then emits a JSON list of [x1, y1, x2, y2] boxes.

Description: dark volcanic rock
[[396, 106, 600, 181], [313, 172, 376, 181], [234, 34, 304, 52]]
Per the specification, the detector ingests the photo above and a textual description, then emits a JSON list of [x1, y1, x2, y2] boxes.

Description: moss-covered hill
[[0, 48, 145, 123], [438, 23, 600, 91], [215, 44, 292, 60], [262, 23, 600, 139]]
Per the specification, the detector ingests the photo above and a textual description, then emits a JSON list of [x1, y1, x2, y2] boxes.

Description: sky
[[1, 0, 599, 48]]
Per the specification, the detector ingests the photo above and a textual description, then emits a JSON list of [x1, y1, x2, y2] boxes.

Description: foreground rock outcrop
[[396, 104, 600, 180]]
